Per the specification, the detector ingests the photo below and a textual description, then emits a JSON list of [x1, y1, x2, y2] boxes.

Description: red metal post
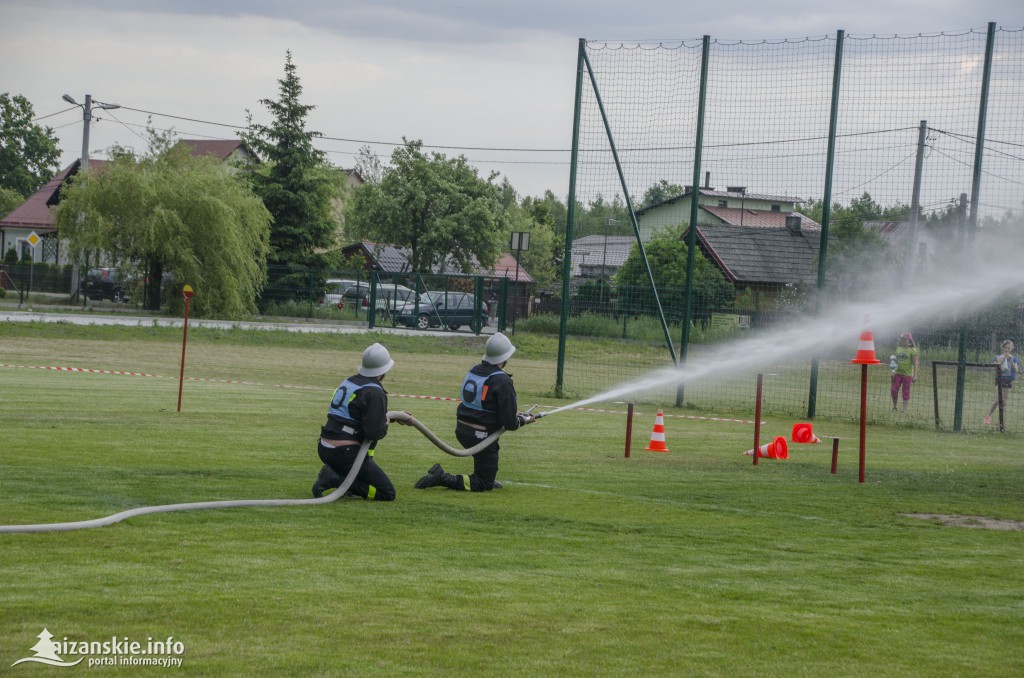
[[625, 403, 634, 458], [177, 287, 194, 412], [753, 373, 763, 466], [830, 437, 839, 474], [858, 364, 867, 483]]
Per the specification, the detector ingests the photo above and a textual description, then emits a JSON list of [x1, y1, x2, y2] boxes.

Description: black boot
[[312, 464, 342, 498], [414, 463, 446, 489]]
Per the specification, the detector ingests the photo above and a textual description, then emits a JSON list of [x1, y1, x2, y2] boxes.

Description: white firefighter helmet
[[483, 333, 516, 365], [359, 343, 394, 377]]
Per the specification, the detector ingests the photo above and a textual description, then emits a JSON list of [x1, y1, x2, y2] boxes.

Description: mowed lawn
[[1, 324, 1022, 676]]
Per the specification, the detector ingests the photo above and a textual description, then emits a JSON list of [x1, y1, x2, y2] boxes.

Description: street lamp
[[61, 94, 120, 171], [509, 231, 530, 333], [603, 218, 620, 279]]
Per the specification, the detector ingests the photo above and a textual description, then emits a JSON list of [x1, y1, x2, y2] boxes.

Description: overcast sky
[[3, 0, 1022, 199]]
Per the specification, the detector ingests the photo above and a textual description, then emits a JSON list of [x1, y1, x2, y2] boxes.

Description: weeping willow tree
[[54, 142, 271, 319]]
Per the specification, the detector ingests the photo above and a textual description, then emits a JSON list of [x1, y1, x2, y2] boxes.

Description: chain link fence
[[557, 26, 1024, 433]]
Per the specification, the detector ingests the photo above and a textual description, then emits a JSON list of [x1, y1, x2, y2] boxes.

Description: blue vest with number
[[461, 370, 500, 412], [328, 379, 382, 424]]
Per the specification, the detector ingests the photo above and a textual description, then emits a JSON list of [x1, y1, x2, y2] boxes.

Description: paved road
[[0, 308, 497, 337]]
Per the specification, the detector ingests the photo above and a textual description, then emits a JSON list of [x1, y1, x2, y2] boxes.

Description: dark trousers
[[455, 427, 500, 491], [318, 442, 396, 501]]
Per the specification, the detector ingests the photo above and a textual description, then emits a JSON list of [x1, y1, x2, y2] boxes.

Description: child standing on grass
[[985, 340, 1019, 426], [890, 332, 919, 415]]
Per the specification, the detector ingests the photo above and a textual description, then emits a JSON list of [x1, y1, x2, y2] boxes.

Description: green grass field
[[1, 323, 1022, 676]]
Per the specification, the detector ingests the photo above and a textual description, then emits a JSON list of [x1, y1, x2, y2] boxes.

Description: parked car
[[395, 291, 488, 331], [341, 282, 416, 317], [85, 268, 127, 302], [320, 279, 359, 308]]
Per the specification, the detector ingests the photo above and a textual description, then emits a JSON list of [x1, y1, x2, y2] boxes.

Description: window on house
[[771, 204, 781, 212], [718, 200, 728, 207]]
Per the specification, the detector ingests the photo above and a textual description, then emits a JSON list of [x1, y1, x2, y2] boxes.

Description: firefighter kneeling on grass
[[415, 333, 534, 492], [311, 343, 403, 500]]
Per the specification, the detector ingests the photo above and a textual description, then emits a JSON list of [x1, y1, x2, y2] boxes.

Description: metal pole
[[955, 22, 996, 430], [903, 120, 927, 283], [808, 30, 844, 420], [556, 38, 586, 397], [967, 22, 996, 247], [512, 247, 521, 333], [753, 373, 763, 466], [625, 403, 634, 459], [177, 293, 192, 412], [80, 94, 92, 172], [679, 35, 711, 407], [858, 364, 867, 483]]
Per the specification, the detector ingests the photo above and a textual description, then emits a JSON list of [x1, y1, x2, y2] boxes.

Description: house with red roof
[[0, 139, 257, 264], [636, 183, 819, 242]]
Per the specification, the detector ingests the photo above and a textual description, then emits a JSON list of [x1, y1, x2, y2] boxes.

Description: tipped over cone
[[791, 422, 822, 444], [744, 436, 789, 460], [645, 409, 669, 452]]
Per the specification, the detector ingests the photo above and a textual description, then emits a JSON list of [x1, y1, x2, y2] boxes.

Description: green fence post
[[499, 277, 509, 332], [807, 29, 845, 420], [678, 35, 710, 407], [556, 38, 586, 398], [954, 23, 996, 432], [474, 275, 484, 335]]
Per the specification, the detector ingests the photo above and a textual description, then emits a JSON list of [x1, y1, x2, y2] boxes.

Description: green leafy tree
[[0, 93, 61, 197], [640, 179, 685, 209], [572, 194, 631, 239], [346, 139, 510, 273], [0, 186, 23, 218], [615, 225, 734, 321], [522, 190, 568, 236], [353, 145, 384, 184], [54, 142, 271, 318], [244, 51, 342, 299], [506, 202, 559, 288], [803, 192, 900, 291]]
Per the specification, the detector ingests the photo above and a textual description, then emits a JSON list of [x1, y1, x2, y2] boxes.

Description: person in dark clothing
[[414, 333, 534, 492], [311, 343, 399, 501]]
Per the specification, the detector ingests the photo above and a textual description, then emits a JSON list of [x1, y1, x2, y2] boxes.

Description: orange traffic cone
[[744, 436, 789, 460], [791, 422, 822, 444], [645, 409, 669, 452], [850, 329, 881, 365]]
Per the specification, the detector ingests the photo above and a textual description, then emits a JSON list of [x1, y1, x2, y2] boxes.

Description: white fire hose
[[0, 411, 506, 534]]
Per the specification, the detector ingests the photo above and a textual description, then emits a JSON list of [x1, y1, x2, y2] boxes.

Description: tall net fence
[[559, 26, 1024, 432]]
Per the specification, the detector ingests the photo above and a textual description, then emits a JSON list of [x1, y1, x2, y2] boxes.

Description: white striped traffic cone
[[645, 409, 669, 453]]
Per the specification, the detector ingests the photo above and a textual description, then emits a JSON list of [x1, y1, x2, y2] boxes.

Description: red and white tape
[[2, 363, 758, 424]]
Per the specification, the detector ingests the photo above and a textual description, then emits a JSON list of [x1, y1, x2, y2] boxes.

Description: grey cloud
[[15, 0, 1024, 45]]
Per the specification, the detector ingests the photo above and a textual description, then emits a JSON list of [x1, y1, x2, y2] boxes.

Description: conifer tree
[[244, 51, 343, 303]]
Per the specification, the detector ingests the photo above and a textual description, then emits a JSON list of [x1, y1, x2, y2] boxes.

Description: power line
[[32, 106, 79, 122]]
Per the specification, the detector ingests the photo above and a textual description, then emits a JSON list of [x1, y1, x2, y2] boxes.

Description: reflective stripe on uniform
[[367, 485, 377, 500], [461, 475, 471, 491]]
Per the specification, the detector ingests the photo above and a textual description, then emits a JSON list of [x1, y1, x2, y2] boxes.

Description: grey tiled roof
[[345, 242, 534, 282], [688, 224, 826, 285], [570, 235, 634, 277]]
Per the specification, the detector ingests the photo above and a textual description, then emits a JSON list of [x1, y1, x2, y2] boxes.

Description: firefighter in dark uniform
[[414, 333, 534, 492], [311, 343, 399, 501]]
